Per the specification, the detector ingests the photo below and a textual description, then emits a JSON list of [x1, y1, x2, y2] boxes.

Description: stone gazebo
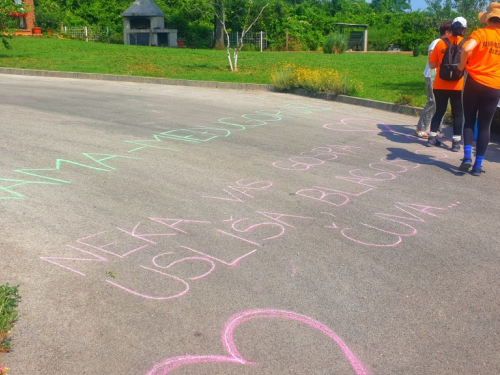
[[121, 0, 177, 47]]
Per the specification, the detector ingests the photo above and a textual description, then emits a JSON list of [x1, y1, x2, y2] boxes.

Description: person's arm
[[458, 39, 477, 71], [428, 43, 440, 69], [428, 43, 435, 57], [428, 52, 436, 68]]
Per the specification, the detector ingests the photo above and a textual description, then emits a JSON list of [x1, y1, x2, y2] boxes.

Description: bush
[[270, 64, 295, 90], [35, 7, 63, 32], [394, 94, 414, 106], [266, 15, 320, 51], [108, 34, 124, 45], [185, 24, 212, 49], [271, 64, 361, 96], [241, 44, 256, 51], [417, 43, 427, 56], [368, 28, 394, 51], [323, 32, 347, 54], [0, 283, 21, 353]]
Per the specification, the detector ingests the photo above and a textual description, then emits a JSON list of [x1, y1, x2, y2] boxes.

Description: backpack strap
[[458, 38, 467, 48], [443, 38, 451, 47]]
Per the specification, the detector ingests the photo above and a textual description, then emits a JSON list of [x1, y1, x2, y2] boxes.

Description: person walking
[[414, 21, 452, 139], [458, 3, 500, 176], [426, 17, 468, 151]]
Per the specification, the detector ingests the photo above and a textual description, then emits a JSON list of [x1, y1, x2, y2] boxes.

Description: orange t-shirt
[[429, 36, 465, 90], [465, 27, 500, 90]]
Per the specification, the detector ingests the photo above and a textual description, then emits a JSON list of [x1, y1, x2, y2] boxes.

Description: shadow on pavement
[[486, 132, 500, 165], [376, 123, 453, 148], [377, 123, 500, 166], [385, 146, 466, 176]]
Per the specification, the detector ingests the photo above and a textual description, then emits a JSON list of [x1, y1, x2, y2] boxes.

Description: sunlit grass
[[0, 37, 428, 106]]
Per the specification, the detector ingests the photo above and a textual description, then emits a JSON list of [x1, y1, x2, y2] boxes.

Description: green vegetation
[[271, 64, 360, 96], [29, 0, 487, 51], [394, 93, 414, 106], [0, 37, 428, 106], [0, 0, 488, 109], [322, 33, 348, 54], [0, 283, 21, 353]]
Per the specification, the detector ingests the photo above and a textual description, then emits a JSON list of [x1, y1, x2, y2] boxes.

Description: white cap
[[453, 17, 467, 28]]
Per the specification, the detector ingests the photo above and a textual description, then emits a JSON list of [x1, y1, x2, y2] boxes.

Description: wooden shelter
[[332, 23, 368, 52]]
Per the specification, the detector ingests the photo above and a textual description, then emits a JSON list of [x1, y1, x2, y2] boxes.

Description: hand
[[458, 64, 465, 71]]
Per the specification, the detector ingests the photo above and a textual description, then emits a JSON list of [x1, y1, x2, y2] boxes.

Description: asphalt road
[[1, 74, 499, 375]]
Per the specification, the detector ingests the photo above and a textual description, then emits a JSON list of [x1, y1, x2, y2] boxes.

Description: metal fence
[[59, 26, 268, 50], [347, 31, 364, 51], [212, 31, 268, 51], [62, 26, 108, 42]]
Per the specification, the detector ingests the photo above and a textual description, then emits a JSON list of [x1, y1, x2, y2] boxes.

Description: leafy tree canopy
[[28, 0, 491, 50]]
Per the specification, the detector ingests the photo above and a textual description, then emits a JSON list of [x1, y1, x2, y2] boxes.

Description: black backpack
[[439, 38, 467, 81]]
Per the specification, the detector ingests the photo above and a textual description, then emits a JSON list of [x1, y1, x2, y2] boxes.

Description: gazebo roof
[[121, 0, 164, 17]]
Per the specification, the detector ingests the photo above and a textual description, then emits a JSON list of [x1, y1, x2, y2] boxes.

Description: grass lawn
[[0, 37, 429, 107]]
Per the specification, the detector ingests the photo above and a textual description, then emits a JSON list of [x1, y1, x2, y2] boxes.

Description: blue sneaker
[[458, 159, 472, 172], [471, 167, 485, 176]]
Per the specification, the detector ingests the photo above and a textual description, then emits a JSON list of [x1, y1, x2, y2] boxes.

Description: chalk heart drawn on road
[[145, 309, 370, 375]]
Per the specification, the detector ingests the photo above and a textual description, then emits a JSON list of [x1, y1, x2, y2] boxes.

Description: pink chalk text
[[146, 308, 370, 375]]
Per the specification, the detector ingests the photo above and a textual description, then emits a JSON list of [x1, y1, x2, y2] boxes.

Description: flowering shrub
[[0, 365, 8, 374], [271, 64, 361, 96], [0, 284, 20, 353]]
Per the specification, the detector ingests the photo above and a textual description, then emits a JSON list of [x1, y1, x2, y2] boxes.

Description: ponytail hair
[[451, 21, 466, 36]]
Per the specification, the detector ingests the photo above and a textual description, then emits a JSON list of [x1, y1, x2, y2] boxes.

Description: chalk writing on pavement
[[1, 104, 330, 201]]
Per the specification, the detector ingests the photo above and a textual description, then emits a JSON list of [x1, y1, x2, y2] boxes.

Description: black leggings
[[462, 74, 500, 157], [430, 89, 463, 136]]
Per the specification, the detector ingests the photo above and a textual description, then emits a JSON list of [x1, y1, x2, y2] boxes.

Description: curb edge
[[0, 67, 422, 117]]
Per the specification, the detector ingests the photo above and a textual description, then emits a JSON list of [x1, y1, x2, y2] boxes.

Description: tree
[[214, 14, 224, 48], [452, 0, 488, 29], [424, 0, 489, 30], [370, 0, 411, 13], [34, 0, 64, 32], [394, 10, 437, 50], [424, 0, 453, 18], [209, 0, 269, 71], [0, 0, 29, 48]]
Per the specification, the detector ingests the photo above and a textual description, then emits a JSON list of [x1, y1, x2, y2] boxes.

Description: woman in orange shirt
[[458, 3, 500, 176], [427, 17, 467, 152]]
